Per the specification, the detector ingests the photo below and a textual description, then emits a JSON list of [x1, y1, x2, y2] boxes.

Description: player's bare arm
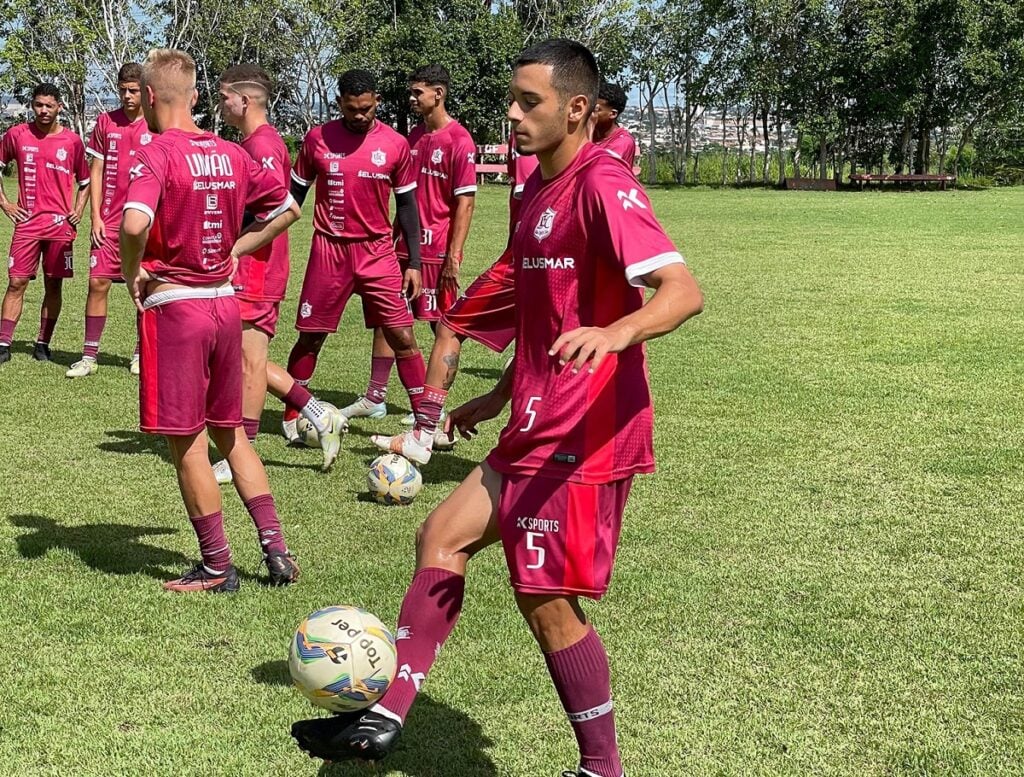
[[394, 188, 422, 299], [0, 176, 28, 224], [550, 262, 703, 374], [120, 209, 153, 312], [446, 356, 515, 439], [69, 179, 91, 227], [89, 155, 105, 246], [442, 193, 475, 290]]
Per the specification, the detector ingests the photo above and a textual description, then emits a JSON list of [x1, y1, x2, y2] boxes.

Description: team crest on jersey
[[371, 148, 387, 167], [140, 133, 152, 145], [300, 300, 313, 319], [56, 148, 67, 162], [533, 207, 556, 241], [431, 148, 443, 165]]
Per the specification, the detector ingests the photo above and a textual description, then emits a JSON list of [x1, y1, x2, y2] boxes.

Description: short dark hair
[[514, 39, 599, 108], [117, 63, 143, 84], [32, 83, 61, 102], [219, 63, 273, 95], [599, 81, 627, 114], [409, 64, 450, 91], [338, 69, 377, 98]]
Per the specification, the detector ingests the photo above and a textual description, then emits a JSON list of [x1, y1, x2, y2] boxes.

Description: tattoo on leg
[[442, 351, 460, 390]]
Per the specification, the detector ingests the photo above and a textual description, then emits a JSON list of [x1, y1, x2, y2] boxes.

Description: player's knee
[[384, 326, 416, 354], [298, 332, 327, 353], [88, 277, 111, 295], [6, 277, 29, 295], [514, 593, 585, 641]]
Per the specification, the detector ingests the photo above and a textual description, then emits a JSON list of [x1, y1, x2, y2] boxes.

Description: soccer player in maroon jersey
[[291, 39, 704, 776], [211, 64, 346, 482], [0, 83, 90, 365], [592, 81, 639, 168], [281, 69, 426, 444], [120, 49, 301, 593], [66, 64, 149, 378], [352, 64, 477, 461], [369, 130, 538, 466]]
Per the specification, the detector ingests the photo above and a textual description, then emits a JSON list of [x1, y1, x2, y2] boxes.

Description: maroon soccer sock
[[282, 381, 313, 411], [285, 343, 319, 422], [543, 628, 623, 777], [37, 316, 57, 345], [415, 385, 447, 435], [242, 417, 260, 442], [0, 318, 15, 347], [281, 383, 330, 434], [243, 494, 287, 555], [395, 352, 426, 419], [366, 355, 394, 404], [189, 511, 232, 573], [373, 567, 465, 723], [83, 315, 106, 359]]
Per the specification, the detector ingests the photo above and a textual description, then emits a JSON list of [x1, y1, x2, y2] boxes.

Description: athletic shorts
[[238, 298, 280, 339], [295, 233, 413, 332], [88, 225, 124, 280], [139, 289, 242, 435], [8, 230, 75, 280], [440, 248, 516, 352], [497, 473, 633, 600], [399, 257, 458, 322]]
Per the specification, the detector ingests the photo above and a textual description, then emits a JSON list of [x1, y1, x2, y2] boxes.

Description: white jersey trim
[[625, 251, 686, 288], [290, 170, 313, 187], [255, 193, 295, 222], [77, 178, 91, 188], [567, 699, 613, 723], [123, 201, 155, 226], [143, 284, 234, 310], [86, 148, 104, 160], [394, 182, 418, 194], [453, 184, 478, 195], [513, 184, 526, 197]]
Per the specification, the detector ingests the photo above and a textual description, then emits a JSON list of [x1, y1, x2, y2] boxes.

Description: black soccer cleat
[[264, 551, 299, 586], [32, 342, 52, 361], [0, 345, 10, 365], [291, 710, 402, 762]]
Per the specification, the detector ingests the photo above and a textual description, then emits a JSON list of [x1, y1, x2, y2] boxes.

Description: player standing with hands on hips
[[291, 39, 704, 777]]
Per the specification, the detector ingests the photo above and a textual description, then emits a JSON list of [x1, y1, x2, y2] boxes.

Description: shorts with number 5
[[498, 473, 633, 600]]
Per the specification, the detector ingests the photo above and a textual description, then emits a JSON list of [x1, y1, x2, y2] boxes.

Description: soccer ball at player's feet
[[289, 606, 397, 713], [291, 710, 402, 763], [367, 453, 423, 505], [295, 403, 339, 447], [370, 430, 432, 466], [340, 395, 388, 420]]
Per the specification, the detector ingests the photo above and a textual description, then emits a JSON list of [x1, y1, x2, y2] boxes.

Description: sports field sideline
[[1, 185, 1022, 775]]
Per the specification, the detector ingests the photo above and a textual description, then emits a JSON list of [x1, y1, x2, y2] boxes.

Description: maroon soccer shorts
[[295, 233, 413, 332], [399, 258, 458, 322], [439, 248, 516, 353], [238, 298, 280, 339], [88, 227, 124, 280], [497, 473, 633, 600], [139, 291, 243, 435], [8, 230, 75, 280]]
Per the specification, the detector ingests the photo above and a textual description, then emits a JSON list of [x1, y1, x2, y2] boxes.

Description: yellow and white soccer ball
[[295, 403, 338, 447], [367, 453, 422, 505], [288, 605, 398, 713]]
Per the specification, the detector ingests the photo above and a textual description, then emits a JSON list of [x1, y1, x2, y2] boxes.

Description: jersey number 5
[[520, 395, 542, 432], [525, 531, 546, 569]]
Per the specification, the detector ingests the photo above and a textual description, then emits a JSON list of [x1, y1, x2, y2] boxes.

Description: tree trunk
[[761, 107, 770, 184], [794, 129, 803, 179], [721, 105, 728, 186], [647, 90, 658, 186], [748, 101, 757, 184], [775, 105, 786, 187], [897, 117, 913, 174], [953, 117, 979, 180], [937, 127, 948, 175], [818, 135, 827, 179]]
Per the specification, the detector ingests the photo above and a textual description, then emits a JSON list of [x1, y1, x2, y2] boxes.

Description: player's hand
[[440, 253, 461, 292], [68, 210, 83, 227], [549, 324, 634, 375], [127, 267, 154, 313], [445, 390, 506, 440], [90, 220, 106, 248], [1, 201, 29, 224], [403, 268, 422, 300]]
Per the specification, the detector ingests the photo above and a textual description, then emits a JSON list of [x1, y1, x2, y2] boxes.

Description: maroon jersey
[[291, 120, 415, 240], [487, 143, 685, 484], [234, 123, 291, 302], [124, 128, 293, 287], [0, 123, 89, 239], [396, 120, 477, 261], [594, 126, 638, 168], [507, 132, 539, 234], [87, 109, 153, 227]]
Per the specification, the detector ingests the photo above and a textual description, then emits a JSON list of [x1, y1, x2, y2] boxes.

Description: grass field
[[1, 184, 1023, 776]]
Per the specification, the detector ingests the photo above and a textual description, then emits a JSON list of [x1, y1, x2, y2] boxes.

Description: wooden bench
[[849, 173, 956, 190]]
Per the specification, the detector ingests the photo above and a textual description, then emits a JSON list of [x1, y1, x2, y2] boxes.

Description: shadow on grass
[[249, 660, 498, 777], [9, 513, 189, 580], [98, 429, 172, 463], [48, 347, 133, 369], [460, 366, 504, 381]]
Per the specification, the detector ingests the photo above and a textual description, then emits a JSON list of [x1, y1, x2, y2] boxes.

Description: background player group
[[1, 38, 697, 777]]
